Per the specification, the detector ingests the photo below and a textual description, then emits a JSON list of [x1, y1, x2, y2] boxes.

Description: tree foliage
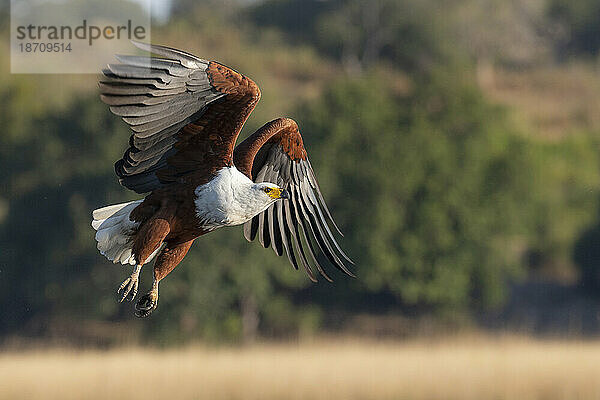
[[249, 0, 454, 74], [296, 72, 533, 310]]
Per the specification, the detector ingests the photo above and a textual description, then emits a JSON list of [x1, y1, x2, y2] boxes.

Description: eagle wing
[[100, 41, 260, 193], [234, 118, 354, 281]]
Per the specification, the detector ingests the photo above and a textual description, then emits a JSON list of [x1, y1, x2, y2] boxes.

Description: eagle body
[[92, 42, 353, 317]]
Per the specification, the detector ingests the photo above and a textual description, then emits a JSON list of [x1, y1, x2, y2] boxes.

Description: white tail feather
[[92, 200, 162, 266], [93, 202, 136, 220]]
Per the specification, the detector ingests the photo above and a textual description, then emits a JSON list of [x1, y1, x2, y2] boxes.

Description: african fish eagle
[[92, 42, 353, 317]]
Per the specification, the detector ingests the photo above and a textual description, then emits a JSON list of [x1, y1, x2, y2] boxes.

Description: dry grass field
[[1, 336, 599, 400]]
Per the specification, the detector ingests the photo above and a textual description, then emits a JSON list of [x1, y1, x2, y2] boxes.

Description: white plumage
[[92, 200, 143, 265], [194, 166, 280, 228]]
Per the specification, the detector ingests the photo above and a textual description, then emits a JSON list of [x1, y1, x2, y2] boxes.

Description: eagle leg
[[133, 239, 195, 318], [135, 279, 158, 318], [117, 264, 142, 302]]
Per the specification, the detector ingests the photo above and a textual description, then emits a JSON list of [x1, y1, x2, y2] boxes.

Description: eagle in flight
[[91, 42, 353, 317]]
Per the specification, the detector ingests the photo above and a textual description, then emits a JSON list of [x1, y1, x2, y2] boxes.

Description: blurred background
[[2, 0, 600, 399]]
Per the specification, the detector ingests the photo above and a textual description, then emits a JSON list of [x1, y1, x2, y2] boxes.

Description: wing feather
[[236, 117, 353, 280], [100, 42, 260, 193], [292, 163, 352, 277], [243, 215, 259, 242], [279, 200, 299, 271], [267, 203, 283, 256], [284, 193, 317, 281], [298, 161, 354, 264], [290, 181, 332, 282]]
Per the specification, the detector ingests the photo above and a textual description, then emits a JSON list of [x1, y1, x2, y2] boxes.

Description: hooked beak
[[279, 189, 290, 200]]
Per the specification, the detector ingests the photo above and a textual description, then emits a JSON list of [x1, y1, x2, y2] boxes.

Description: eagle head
[[254, 182, 289, 201]]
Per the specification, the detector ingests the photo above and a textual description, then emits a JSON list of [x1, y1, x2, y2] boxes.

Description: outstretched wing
[[100, 41, 261, 193], [234, 118, 354, 281]]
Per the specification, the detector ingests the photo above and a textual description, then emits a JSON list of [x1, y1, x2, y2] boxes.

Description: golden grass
[[1, 336, 600, 400]]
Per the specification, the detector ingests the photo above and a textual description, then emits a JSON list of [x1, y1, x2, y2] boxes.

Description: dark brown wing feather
[[234, 118, 354, 281], [100, 41, 260, 193]]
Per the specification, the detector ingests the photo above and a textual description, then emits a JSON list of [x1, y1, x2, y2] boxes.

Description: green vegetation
[[1, 0, 600, 345]]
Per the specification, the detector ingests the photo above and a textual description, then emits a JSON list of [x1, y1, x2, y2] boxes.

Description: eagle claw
[[135, 290, 158, 318], [117, 265, 141, 303]]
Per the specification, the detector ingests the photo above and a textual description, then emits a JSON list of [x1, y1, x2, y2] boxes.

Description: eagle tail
[[92, 200, 143, 265]]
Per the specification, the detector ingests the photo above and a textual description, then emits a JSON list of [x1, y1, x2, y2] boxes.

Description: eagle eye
[[264, 187, 272, 193]]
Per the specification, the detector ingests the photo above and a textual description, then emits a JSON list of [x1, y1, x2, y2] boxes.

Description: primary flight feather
[[92, 42, 353, 317]]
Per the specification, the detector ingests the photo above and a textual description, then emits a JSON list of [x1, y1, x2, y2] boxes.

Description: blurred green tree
[[296, 71, 540, 311], [249, 0, 454, 74]]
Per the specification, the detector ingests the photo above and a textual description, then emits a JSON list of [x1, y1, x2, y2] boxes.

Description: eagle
[[91, 42, 353, 317]]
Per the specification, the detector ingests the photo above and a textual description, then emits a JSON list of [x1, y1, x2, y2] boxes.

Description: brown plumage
[[92, 42, 352, 317]]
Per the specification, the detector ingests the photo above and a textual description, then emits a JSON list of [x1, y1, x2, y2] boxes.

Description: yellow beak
[[268, 188, 289, 200]]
